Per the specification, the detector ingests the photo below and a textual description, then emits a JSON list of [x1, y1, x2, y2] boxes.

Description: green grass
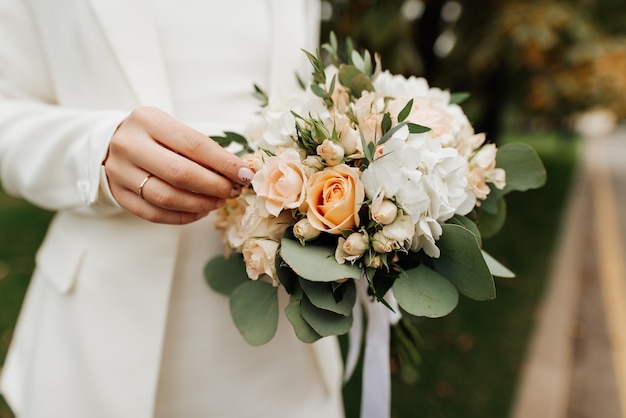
[[0, 132, 578, 417], [0, 190, 53, 417]]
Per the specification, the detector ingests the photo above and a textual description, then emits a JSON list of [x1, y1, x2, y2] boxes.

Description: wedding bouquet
[[205, 35, 545, 386]]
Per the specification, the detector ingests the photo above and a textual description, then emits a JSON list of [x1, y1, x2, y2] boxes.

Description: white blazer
[[0, 0, 342, 417]]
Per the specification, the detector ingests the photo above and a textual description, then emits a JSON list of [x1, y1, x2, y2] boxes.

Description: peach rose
[[306, 164, 365, 234], [251, 148, 308, 217]]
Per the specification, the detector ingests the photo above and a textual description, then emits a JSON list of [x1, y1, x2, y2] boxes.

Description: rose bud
[[371, 199, 398, 225], [371, 230, 395, 253], [317, 139, 345, 166], [343, 231, 369, 256], [303, 155, 325, 171], [293, 218, 321, 244], [363, 253, 382, 269]]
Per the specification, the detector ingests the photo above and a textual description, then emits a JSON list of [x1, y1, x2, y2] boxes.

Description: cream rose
[[251, 148, 308, 217], [242, 239, 280, 285], [306, 164, 365, 234]]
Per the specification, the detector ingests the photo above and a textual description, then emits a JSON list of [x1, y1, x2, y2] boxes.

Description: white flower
[[242, 239, 280, 285], [382, 213, 414, 244], [410, 217, 443, 258]]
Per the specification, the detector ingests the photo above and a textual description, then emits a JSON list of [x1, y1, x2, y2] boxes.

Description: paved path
[[511, 126, 626, 418]]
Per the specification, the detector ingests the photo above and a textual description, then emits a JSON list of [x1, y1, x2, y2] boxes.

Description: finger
[[109, 125, 242, 200], [112, 186, 224, 225], [133, 107, 255, 185], [138, 173, 236, 213]]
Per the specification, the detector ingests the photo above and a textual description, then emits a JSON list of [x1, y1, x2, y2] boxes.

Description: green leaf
[[299, 278, 356, 316], [338, 64, 374, 97], [280, 234, 362, 282], [230, 280, 279, 346], [407, 123, 431, 134], [480, 184, 503, 214], [481, 250, 515, 278], [450, 92, 470, 105], [432, 224, 496, 300], [285, 294, 322, 343], [204, 255, 249, 296], [393, 265, 459, 318], [252, 83, 268, 106], [397, 99, 413, 123], [478, 197, 507, 239], [300, 295, 353, 337], [381, 112, 392, 135], [377, 121, 410, 146], [310, 83, 327, 99], [497, 142, 547, 194], [447, 214, 481, 246], [275, 255, 298, 294]]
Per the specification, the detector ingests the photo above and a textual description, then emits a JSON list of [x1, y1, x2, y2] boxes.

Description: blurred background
[[2, 0, 626, 417]]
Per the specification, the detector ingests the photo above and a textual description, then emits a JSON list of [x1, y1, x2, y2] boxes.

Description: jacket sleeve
[[0, 0, 127, 216]]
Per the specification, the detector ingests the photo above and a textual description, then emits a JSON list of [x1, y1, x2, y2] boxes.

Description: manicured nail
[[238, 167, 255, 184], [230, 184, 242, 198]]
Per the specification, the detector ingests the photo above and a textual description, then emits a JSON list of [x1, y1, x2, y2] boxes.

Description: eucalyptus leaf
[[478, 197, 507, 239], [393, 265, 459, 318], [497, 142, 547, 194], [348, 73, 375, 98], [230, 280, 279, 346], [280, 235, 362, 282], [447, 215, 481, 246], [300, 295, 353, 337], [338, 64, 362, 88], [481, 250, 515, 278], [480, 184, 503, 214], [432, 224, 496, 300], [276, 255, 298, 294], [300, 278, 356, 316], [285, 295, 322, 343], [204, 255, 249, 296]]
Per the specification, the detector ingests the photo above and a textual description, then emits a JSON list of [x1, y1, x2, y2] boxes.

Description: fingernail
[[238, 167, 255, 184], [230, 184, 242, 198]]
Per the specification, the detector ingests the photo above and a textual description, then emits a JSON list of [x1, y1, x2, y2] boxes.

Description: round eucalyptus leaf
[[300, 295, 353, 337], [497, 142, 547, 194], [285, 296, 322, 344], [432, 224, 496, 301], [229, 280, 278, 346], [300, 278, 356, 316], [280, 235, 361, 282], [393, 265, 459, 318], [204, 255, 249, 296]]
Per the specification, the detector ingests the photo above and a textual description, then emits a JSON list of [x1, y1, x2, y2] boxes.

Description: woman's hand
[[103, 107, 254, 224]]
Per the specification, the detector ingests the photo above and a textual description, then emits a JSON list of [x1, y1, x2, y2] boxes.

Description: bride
[[0, 0, 344, 417]]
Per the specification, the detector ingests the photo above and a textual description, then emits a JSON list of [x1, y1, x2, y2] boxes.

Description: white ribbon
[[344, 276, 402, 418]]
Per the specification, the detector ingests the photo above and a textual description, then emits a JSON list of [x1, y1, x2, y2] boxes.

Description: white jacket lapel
[[88, 0, 173, 112]]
